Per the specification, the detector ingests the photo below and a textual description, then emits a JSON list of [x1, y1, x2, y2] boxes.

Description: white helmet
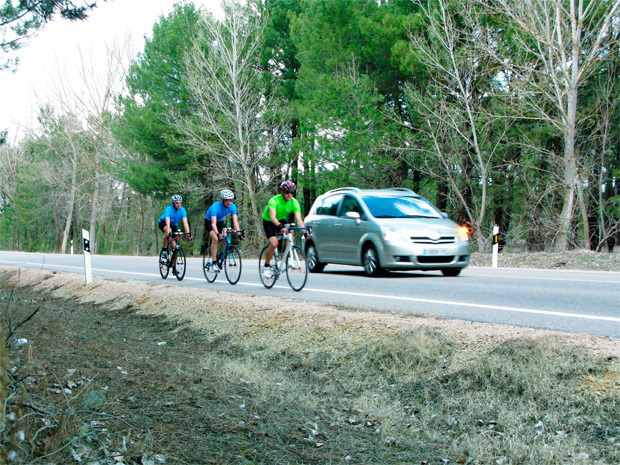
[[220, 189, 234, 200], [171, 194, 182, 203]]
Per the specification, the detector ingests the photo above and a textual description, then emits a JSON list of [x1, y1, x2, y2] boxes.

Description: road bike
[[159, 231, 191, 281], [203, 228, 245, 285], [258, 225, 310, 291]]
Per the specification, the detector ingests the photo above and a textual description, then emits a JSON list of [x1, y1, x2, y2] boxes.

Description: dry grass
[[0, 265, 618, 464]]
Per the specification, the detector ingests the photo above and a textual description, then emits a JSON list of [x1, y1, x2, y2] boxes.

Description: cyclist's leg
[[158, 221, 169, 250], [262, 219, 280, 266], [209, 230, 219, 261]]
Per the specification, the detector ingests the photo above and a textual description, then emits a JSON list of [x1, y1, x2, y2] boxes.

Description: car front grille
[[410, 236, 455, 244], [417, 256, 455, 264]]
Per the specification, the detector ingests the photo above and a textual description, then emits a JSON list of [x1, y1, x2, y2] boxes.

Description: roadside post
[[492, 225, 499, 268], [82, 229, 92, 284], [70, 239, 74, 255]]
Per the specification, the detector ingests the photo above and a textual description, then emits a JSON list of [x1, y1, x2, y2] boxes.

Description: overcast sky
[[0, 0, 223, 142]]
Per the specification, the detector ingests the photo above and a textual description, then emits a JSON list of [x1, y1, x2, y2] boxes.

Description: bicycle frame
[[160, 231, 191, 281], [203, 228, 244, 285], [259, 225, 310, 291]]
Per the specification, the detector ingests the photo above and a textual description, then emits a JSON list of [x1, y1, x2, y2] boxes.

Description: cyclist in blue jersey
[[205, 189, 243, 272], [158, 195, 192, 259]]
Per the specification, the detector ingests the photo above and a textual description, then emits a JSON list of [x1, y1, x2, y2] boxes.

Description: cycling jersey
[[205, 201, 238, 222], [262, 194, 301, 221], [158, 205, 188, 226]]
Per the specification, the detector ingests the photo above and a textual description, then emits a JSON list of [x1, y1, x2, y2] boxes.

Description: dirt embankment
[[1, 266, 618, 464]]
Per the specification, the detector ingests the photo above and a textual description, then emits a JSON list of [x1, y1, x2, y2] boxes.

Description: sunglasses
[[173, 201, 182, 205]]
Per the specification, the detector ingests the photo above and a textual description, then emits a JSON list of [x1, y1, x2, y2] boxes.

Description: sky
[[0, 0, 223, 143]]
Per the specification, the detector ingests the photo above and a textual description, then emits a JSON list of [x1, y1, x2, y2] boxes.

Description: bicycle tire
[[173, 247, 186, 281], [203, 251, 218, 283], [224, 246, 242, 285], [286, 245, 308, 291], [159, 249, 169, 279], [258, 245, 277, 289]]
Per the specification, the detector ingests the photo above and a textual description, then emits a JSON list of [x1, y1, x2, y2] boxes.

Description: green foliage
[[0, 0, 99, 70], [114, 2, 202, 198]]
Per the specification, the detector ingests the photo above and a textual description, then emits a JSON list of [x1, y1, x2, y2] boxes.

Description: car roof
[[322, 187, 420, 198]]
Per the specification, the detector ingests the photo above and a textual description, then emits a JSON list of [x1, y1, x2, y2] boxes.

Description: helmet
[[220, 189, 234, 200], [280, 181, 296, 193], [171, 194, 182, 203]]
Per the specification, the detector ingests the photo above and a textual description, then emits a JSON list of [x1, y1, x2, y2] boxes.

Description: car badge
[[429, 232, 441, 241]]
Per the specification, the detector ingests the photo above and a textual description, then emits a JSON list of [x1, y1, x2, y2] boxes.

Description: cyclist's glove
[[276, 223, 285, 232]]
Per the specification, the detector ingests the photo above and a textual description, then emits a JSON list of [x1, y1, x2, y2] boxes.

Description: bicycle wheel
[[159, 249, 169, 279], [286, 245, 308, 291], [173, 247, 186, 281], [258, 245, 277, 289], [203, 251, 217, 283], [224, 246, 242, 285]]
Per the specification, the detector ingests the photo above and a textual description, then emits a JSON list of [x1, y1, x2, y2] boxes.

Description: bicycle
[[258, 225, 310, 291], [203, 228, 245, 285], [159, 231, 191, 281]]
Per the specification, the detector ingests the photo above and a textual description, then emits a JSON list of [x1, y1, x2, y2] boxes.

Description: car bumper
[[380, 242, 471, 270]]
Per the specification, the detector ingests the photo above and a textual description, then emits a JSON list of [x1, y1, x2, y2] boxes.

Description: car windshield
[[362, 196, 443, 219]]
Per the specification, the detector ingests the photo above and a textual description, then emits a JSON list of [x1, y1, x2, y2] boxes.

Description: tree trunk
[[61, 158, 78, 254]]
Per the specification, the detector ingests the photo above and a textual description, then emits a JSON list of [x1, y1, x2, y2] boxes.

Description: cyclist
[[205, 189, 243, 272], [261, 181, 310, 277], [158, 195, 192, 259]]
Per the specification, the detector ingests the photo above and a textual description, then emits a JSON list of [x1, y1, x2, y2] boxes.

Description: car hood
[[376, 217, 460, 236]]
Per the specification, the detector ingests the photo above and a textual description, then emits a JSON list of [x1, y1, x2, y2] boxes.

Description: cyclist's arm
[[269, 208, 283, 228], [294, 211, 305, 229], [232, 214, 241, 232], [182, 217, 191, 235]]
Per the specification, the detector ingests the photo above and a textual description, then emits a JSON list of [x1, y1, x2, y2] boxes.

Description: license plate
[[423, 248, 449, 256]]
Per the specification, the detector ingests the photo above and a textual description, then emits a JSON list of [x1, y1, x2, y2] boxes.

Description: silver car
[[303, 187, 470, 277]]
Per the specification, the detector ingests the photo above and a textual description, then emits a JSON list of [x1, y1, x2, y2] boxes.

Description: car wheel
[[441, 268, 462, 277], [307, 244, 325, 273], [363, 245, 383, 277]]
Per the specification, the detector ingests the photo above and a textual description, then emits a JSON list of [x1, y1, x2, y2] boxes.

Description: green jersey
[[262, 194, 301, 221]]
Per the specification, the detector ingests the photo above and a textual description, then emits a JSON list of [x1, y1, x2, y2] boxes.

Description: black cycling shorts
[[263, 219, 285, 239], [158, 222, 181, 233], [205, 219, 226, 233]]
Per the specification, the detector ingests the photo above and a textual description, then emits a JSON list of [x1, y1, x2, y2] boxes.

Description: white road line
[[475, 273, 620, 284], [2, 260, 619, 324]]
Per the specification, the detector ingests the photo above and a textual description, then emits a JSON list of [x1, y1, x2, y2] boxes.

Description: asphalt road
[[1, 251, 619, 338]]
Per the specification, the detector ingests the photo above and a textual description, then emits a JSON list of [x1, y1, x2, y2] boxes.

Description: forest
[[0, 0, 618, 256]]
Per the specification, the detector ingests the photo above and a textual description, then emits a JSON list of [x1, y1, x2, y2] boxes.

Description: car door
[[311, 194, 343, 261], [333, 195, 366, 264]]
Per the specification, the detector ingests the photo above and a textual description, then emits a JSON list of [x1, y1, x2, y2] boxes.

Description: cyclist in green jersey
[[261, 181, 311, 277]]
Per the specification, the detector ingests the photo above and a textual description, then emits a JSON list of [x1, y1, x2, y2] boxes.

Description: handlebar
[[168, 231, 192, 239], [220, 228, 246, 239], [278, 225, 311, 240]]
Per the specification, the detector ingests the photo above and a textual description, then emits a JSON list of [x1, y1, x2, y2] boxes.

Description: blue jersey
[[205, 201, 238, 223], [158, 205, 188, 226]]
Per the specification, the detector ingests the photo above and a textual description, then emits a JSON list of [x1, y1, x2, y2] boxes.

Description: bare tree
[[40, 37, 133, 253], [177, 0, 273, 238], [406, 0, 507, 250], [485, 0, 620, 251]]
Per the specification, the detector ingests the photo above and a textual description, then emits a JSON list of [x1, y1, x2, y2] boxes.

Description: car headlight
[[382, 226, 410, 243], [457, 225, 470, 242]]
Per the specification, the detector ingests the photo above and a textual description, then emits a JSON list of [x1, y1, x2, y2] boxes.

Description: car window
[[316, 194, 343, 216], [340, 195, 363, 217], [362, 196, 443, 219]]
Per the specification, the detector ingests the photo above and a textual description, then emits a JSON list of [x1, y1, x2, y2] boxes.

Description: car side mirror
[[345, 211, 361, 224], [440, 212, 449, 219]]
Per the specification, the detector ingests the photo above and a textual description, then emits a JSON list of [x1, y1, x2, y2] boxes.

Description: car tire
[[363, 245, 384, 277], [307, 244, 325, 273], [441, 268, 462, 277]]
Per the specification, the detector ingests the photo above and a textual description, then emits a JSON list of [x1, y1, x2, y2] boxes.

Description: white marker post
[[82, 229, 92, 284], [492, 225, 499, 268], [70, 239, 74, 255]]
